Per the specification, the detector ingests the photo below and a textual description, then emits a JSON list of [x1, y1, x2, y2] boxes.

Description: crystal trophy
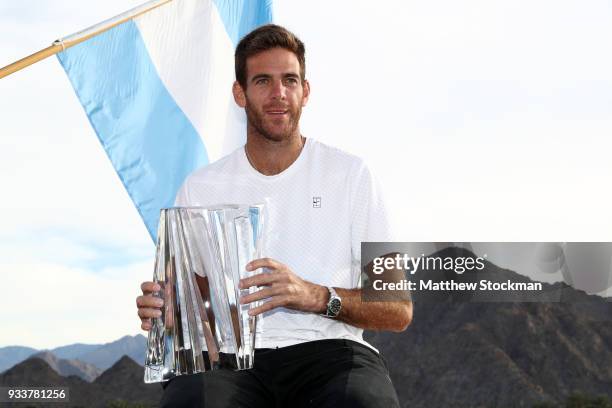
[[144, 205, 265, 383]]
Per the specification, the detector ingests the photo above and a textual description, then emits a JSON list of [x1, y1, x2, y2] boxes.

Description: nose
[[270, 79, 286, 100]]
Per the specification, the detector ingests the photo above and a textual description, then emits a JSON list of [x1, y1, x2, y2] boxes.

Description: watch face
[[329, 298, 341, 316]]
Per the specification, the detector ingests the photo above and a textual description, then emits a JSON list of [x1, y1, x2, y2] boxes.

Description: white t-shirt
[[175, 138, 392, 349]]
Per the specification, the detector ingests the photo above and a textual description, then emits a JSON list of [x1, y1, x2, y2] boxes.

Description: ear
[[301, 79, 310, 107], [232, 81, 246, 108]]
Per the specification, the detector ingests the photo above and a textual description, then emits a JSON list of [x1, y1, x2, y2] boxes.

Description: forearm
[[336, 288, 412, 332], [312, 285, 412, 332]]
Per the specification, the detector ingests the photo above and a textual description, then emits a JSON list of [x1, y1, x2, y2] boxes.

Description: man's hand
[[239, 258, 329, 316], [136, 281, 164, 331]]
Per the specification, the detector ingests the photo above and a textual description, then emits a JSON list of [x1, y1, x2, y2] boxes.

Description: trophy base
[[234, 352, 254, 371], [144, 364, 175, 383]]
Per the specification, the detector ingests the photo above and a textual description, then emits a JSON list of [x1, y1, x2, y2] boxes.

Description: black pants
[[160, 339, 400, 408]]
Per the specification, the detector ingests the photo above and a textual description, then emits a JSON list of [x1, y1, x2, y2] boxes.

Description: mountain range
[[0, 355, 161, 407], [30, 351, 102, 382], [0, 334, 146, 379]]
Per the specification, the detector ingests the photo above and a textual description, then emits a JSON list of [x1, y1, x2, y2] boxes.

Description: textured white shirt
[[175, 138, 392, 349]]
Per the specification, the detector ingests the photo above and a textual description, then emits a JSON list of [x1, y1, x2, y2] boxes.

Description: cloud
[[0, 260, 150, 349], [0, 227, 152, 271]]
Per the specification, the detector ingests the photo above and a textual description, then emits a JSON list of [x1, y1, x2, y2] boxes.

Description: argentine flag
[[57, 0, 273, 241]]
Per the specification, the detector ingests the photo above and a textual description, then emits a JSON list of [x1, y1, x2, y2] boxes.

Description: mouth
[[265, 109, 288, 116]]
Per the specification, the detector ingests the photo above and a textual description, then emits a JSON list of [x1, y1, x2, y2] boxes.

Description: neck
[[245, 130, 305, 176]]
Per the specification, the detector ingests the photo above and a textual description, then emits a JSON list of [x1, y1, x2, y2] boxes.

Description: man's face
[[233, 47, 310, 142]]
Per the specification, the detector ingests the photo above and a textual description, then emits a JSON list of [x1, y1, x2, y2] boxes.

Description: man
[[136, 24, 412, 407]]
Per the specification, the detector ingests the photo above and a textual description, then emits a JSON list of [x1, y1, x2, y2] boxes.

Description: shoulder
[[174, 147, 244, 206]]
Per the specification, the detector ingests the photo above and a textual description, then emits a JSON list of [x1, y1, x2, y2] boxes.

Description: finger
[[136, 295, 164, 308], [240, 272, 281, 289], [138, 308, 162, 320], [141, 281, 161, 294], [141, 319, 152, 331], [240, 286, 283, 305], [246, 258, 283, 272], [247, 296, 288, 316]]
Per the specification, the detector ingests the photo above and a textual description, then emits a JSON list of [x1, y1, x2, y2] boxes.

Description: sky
[[0, 0, 611, 349]]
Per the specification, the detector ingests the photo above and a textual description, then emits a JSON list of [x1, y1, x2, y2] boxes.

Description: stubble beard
[[245, 99, 302, 143]]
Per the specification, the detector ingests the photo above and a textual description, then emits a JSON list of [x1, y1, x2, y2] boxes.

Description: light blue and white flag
[[57, 0, 273, 241]]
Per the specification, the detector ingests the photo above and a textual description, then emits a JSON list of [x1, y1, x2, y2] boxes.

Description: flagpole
[[0, 0, 172, 80]]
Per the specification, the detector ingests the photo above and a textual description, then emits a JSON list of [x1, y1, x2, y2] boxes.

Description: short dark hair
[[235, 24, 306, 89]]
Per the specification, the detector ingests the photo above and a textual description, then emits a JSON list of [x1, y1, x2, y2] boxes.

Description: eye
[[285, 77, 299, 86], [255, 78, 269, 85]]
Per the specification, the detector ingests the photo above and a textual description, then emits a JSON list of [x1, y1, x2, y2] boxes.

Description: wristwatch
[[323, 287, 342, 318]]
